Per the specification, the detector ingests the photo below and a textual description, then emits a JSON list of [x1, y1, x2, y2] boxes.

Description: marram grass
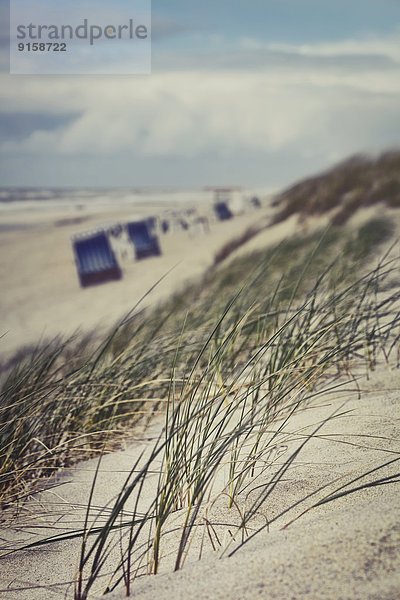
[[0, 218, 399, 599]]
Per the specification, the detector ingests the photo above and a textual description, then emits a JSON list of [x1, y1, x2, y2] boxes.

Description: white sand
[[105, 371, 400, 600], [1, 368, 399, 600], [0, 199, 399, 599]]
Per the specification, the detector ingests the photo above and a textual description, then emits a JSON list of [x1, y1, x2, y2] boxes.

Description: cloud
[[1, 27, 400, 186], [0, 72, 330, 155], [2, 58, 400, 157], [152, 26, 400, 73], [249, 28, 400, 66], [0, 111, 79, 142]]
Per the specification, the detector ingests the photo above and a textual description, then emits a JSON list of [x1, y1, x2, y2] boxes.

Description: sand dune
[[103, 371, 400, 600], [0, 198, 399, 600], [1, 369, 399, 600]]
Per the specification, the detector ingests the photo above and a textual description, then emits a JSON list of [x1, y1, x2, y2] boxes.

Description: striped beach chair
[[72, 230, 122, 287]]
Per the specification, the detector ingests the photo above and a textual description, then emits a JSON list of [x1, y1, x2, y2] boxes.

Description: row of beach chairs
[[71, 197, 262, 288], [72, 217, 160, 288]]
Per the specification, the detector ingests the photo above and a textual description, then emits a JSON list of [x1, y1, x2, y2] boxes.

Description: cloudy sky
[[1, 0, 400, 189]]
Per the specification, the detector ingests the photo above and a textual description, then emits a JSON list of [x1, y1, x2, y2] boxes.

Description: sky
[[1, 0, 400, 189]]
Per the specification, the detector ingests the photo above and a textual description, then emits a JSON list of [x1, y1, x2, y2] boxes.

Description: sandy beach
[[0, 194, 272, 363], [104, 369, 400, 600], [0, 194, 399, 600], [2, 0, 400, 596], [1, 365, 399, 600]]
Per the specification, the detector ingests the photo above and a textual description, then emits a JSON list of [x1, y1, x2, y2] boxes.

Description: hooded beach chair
[[214, 201, 233, 221], [209, 187, 242, 220], [72, 230, 122, 287], [126, 219, 161, 260]]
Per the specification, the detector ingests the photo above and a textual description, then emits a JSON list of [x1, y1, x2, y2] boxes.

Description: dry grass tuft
[[273, 149, 400, 225]]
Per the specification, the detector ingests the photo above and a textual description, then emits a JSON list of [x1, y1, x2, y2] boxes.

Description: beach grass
[[0, 215, 399, 599], [273, 149, 400, 225]]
